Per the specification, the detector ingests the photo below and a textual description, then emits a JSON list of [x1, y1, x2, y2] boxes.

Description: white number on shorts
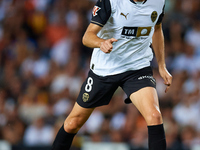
[[85, 77, 93, 92]]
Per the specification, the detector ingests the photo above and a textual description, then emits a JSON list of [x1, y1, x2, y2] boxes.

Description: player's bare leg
[[52, 102, 95, 150], [130, 87, 162, 125], [64, 103, 95, 133], [130, 87, 166, 150]]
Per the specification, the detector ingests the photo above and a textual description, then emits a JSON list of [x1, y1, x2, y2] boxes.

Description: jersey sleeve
[[91, 0, 111, 27], [156, 5, 165, 25]]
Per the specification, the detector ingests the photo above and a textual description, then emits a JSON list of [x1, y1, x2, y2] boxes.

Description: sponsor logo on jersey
[[120, 13, 129, 20], [136, 27, 151, 37], [122, 27, 137, 36], [151, 11, 158, 22], [121, 27, 151, 39], [92, 6, 101, 17], [83, 93, 89, 102]]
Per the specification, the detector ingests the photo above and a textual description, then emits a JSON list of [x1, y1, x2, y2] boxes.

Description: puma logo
[[120, 13, 129, 19]]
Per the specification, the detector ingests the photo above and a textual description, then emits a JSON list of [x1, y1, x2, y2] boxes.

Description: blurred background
[[0, 0, 200, 150]]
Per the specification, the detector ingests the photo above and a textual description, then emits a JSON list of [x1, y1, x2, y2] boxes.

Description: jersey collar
[[130, 0, 147, 4]]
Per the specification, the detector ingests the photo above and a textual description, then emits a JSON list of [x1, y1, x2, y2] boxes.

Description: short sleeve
[[156, 5, 165, 25], [91, 0, 111, 27]]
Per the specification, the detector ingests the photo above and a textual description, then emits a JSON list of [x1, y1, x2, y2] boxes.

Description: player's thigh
[[130, 87, 162, 125], [121, 67, 156, 104], [77, 70, 118, 108], [64, 102, 95, 133]]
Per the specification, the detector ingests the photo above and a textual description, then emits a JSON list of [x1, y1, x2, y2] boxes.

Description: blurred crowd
[[0, 0, 200, 150]]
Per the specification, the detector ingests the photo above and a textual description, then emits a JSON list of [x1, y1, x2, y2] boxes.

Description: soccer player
[[51, 0, 172, 149]]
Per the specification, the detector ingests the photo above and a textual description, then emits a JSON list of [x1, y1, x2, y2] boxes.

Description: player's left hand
[[159, 66, 172, 93]]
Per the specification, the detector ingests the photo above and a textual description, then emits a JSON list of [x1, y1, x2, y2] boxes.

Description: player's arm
[[82, 23, 103, 48], [82, 23, 117, 53], [152, 23, 172, 92], [82, 0, 117, 53]]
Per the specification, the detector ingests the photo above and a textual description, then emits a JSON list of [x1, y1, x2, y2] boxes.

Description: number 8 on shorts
[[85, 77, 93, 92]]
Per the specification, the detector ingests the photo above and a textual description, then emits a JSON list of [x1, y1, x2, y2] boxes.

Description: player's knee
[[64, 117, 83, 133], [146, 110, 162, 125]]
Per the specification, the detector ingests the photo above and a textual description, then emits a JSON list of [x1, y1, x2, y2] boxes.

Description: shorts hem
[[124, 86, 156, 104]]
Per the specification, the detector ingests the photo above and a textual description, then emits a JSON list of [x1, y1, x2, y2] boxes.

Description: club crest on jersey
[[83, 93, 89, 102], [93, 6, 101, 17], [151, 11, 158, 22]]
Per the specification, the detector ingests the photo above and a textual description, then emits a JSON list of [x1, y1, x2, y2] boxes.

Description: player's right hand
[[100, 38, 118, 53]]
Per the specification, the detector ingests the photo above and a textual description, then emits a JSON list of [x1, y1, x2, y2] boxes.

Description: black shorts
[[76, 66, 156, 108]]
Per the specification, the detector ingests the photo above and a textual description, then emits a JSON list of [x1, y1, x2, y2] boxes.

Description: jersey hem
[[91, 64, 151, 77]]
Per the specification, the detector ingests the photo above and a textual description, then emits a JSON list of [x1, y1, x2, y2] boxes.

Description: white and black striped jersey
[[90, 0, 165, 76]]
